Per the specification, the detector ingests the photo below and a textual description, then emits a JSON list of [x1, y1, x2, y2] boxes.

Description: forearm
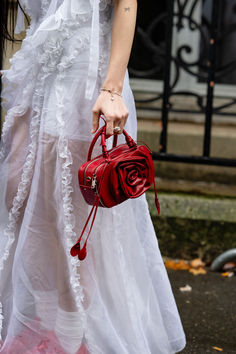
[[102, 0, 137, 93], [92, 0, 137, 135]]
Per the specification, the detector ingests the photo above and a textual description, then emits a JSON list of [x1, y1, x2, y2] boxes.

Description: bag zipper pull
[[91, 173, 97, 189]]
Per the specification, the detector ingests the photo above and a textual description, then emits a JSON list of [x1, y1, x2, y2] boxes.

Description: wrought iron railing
[[129, 0, 236, 167]]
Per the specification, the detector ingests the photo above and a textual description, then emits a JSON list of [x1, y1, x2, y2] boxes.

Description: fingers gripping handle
[[87, 116, 137, 161]]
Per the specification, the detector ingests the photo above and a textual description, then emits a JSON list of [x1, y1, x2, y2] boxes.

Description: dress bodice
[[15, 0, 113, 101]]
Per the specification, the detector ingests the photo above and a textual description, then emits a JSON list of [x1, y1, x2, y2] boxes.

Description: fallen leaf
[[189, 267, 207, 275], [177, 259, 191, 270], [179, 284, 192, 292], [189, 258, 205, 268], [221, 272, 234, 278], [212, 346, 223, 351], [165, 259, 190, 270], [164, 260, 177, 269]]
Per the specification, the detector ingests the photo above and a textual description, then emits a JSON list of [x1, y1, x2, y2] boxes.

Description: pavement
[[167, 268, 236, 353]]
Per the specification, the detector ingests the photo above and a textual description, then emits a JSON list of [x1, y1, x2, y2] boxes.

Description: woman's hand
[[91, 90, 129, 137]]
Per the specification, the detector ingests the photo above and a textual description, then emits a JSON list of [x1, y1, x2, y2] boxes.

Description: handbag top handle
[[87, 116, 137, 161]]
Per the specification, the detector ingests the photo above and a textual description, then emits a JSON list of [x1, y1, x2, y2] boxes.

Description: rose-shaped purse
[[70, 119, 160, 261]]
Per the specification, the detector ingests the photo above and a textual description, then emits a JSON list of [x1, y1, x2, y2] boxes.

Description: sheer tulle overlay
[[0, 0, 186, 353]]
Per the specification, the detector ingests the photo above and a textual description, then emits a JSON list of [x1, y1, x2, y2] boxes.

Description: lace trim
[[53, 21, 97, 352], [0, 14, 93, 344]]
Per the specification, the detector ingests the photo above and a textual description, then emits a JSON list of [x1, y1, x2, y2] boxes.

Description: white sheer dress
[[0, 0, 186, 353]]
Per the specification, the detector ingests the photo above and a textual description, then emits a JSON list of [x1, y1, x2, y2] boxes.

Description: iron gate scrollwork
[[129, 0, 236, 167]]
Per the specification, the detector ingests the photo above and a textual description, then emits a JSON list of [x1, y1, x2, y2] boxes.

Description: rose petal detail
[[115, 156, 154, 198]]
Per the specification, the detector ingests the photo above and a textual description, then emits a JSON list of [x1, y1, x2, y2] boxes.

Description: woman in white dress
[[0, 0, 186, 353]]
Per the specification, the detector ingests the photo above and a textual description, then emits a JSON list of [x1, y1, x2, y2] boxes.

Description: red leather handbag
[[70, 118, 160, 261]]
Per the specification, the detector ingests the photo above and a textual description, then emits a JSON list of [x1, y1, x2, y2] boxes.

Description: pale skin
[[91, 0, 138, 137]]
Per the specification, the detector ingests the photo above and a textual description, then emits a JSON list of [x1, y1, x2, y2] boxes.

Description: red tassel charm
[[78, 242, 87, 260], [70, 242, 87, 260], [70, 242, 81, 257]]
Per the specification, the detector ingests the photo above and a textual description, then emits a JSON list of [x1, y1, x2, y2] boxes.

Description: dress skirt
[[0, 0, 186, 352]]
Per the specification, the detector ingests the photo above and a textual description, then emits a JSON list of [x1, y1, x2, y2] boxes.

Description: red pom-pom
[[78, 243, 87, 261], [70, 242, 80, 257]]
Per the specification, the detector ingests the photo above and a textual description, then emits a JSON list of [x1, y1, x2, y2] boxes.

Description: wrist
[[100, 88, 123, 101], [102, 79, 123, 94]]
